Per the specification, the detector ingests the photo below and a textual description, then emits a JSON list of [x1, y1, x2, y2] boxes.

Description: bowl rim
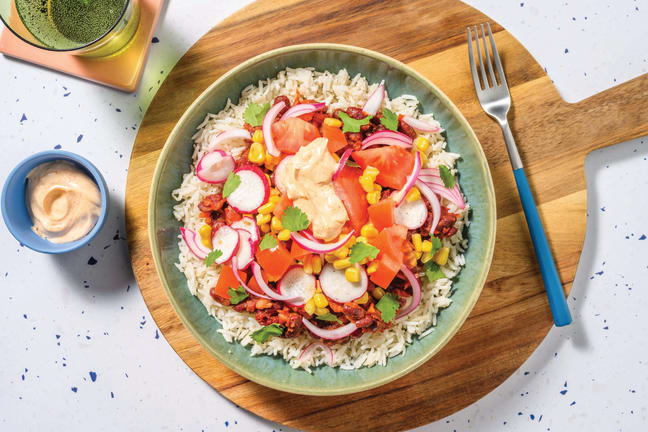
[[148, 43, 496, 395], [1, 150, 109, 254]]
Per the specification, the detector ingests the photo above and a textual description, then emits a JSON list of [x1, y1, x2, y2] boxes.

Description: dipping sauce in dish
[[26, 161, 101, 244]]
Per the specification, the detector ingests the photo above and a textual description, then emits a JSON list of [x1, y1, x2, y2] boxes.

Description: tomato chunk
[[290, 240, 311, 260], [333, 166, 369, 232], [370, 254, 401, 289], [352, 146, 414, 189], [247, 268, 269, 296], [321, 124, 348, 153], [255, 241, 295, 281], [212, 264, 248, 299], [271, 118, 321, 154], [368, 224, 408, 288], [368, 199, 395, 231], [272, 195, 293, 220]]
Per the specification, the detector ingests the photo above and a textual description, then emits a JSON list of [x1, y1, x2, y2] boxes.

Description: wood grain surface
[[125, 1, 648, 430]]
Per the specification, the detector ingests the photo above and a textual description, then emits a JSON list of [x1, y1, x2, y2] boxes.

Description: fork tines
[[467, 22, 507, 91]]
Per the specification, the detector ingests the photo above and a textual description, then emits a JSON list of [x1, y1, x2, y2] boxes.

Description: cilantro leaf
[[243, 102, 270, 127], [438, 165, 455, 188], [430, 236, 442, 255], [376, 293, 400, 323], [315, 312, 341, 323], [205, 249, 223, 267], [281, 206, 309, 232], [222, 172, 241, 198], [339, 112, 372, 133], [258, 234, 278, 251], [227, 286, 248, 305], [380, 108, 398, 131], [425, 261, 445, 282], [349, 242, 379, 264], [251, 323, 284, 343]]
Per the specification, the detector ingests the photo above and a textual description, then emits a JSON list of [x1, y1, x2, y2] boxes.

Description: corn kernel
[[415, 250, 423, 259], [421, 252, 433, 263], [302, 256, 314, 274], [270, 188, 280, 196], [248, 141, 266, 164], [256, 213, 271, 225], [311, 255, 322, 275], [277, 229, 291, 241], [304, 299, 316, 315], [199, 225, 212, 249], [259, 223, 271, 233], [418, 150, 429, 166], [366, 191, 381, 205], [333, 246, 349, 259], [407, 255, 417, 268], [324, 253, 337, 263], [405, 186, 421, 202], [366, 261, 379, 275], [270, 216, 283, 232], [373, 183, 382, 193], [315, 307, 330, 316], [355, 292, 369, 304], [411, 233, 423, 252], [323, 117, 342, 127], [258, 201, 276, 215], [361, 223, 379, 238], [414, 136, 430, 152], [360, 257, 371, 265], [264, 153, 279, 170], [265, 173, 272, 186], [345, 266, 360, 283], [434, 247, 450, 266], [421, 240, 433, 253], [371, 287, 385, 300], [268, 195, 281, 204], [359, 175, 375, 193], [313, 292, 329, 308], [252, 129, 264, 143], [363, 166, 380, 181], [315, 281, 322, 293], [355, 236, 368, 244], [343, 234, 356, 248], [333, 258, 351, 270]]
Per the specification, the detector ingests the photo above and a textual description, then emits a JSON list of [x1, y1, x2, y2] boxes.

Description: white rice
[[172, 68, 470, 371]]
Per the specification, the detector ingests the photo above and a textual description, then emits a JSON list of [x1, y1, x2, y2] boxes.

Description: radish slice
[[391, 151, 421, 205], [302, 318, 358, 340], [208, 129, 251, 151], [196, 150, 235, 184], [231, 257, 271, 300], [298, 342, 333, 367], [273, 155, 293, 194], [395, 265, 422, 319], [277, 266, 316, 306], [416, 180, 441, 234], [262, 101, 286, 157], [362, 80, 385, 116], [280, 103, 326, 121], [332, 148, 353, 181], [360, 131, 413, 150], [319, 264, 368, 303], [210, 225, 240, 264], [226, 165, 270, 213], [251, 262, 305, 304], [290, 230, 355, 254], [180, 227, 211, 260], [233, 230, 254, 270], [402, 115, 441, 133], [393, 198, 428, 230], [230, 217, 260, 244]]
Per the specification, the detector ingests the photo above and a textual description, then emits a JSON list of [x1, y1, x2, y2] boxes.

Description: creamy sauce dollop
[[282, 138, 349, 241], [26, 161, 101, 244]]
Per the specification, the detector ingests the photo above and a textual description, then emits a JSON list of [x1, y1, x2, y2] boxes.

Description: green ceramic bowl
[[149, 43, 496, 396]]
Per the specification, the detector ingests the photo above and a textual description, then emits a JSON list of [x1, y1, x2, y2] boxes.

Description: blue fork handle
[[513, 168, 572, 327]]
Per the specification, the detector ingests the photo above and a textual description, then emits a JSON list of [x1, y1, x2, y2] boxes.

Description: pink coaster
[[0, 0, 165, 93]]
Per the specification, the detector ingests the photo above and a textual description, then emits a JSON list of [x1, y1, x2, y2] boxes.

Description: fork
[[467, 23, 572, 327]]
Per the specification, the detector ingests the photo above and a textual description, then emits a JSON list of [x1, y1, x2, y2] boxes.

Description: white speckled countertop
[[1, 1, 647, 431]]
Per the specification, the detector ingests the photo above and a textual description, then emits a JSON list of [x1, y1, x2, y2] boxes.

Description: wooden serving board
[[125, 1, 648, 430]]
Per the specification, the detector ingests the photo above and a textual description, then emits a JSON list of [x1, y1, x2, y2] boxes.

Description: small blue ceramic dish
[[1, 150, 109, 254]]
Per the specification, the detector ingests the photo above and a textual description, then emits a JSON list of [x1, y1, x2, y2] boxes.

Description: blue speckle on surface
[[639, 234, 646, 240], [603, 326, 609, 330], [152, 36, 159, 43], [63, 92, 71, 97], [595, 271, 604, 276], [600, 207, 606, 212], [570, 401, 576, 406], [564, 48, 569, 53], [20, 113, 27, 122], [87, 257, 97, 265], [85, 336, 91, 340], [524, 371, 530, 375], [110, 392, 114, 399], [89, 371, 97, 382], [560, 389, 568, 395], [23, 314, 27, 319], [518, 412, 523, 416], [71, 387, 77, 393], [77, 134, 83, 143], [530, 414, 535, 420], [21, 374, 24, 381], [155, 329, 159, 339], [225, 421, 229, 427], [116, 108, 122, 112], [54, 144, 62, 149]]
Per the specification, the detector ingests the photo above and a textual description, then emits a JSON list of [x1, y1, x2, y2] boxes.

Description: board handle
[[513, 168, 572, 327]]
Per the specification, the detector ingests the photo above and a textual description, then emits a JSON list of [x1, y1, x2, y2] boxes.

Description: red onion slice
[[391, 151, 421, 206], [416, 180, 441, 234], [363, 130, 412, 144], [208, 129, 251, 151], [395, 265, 422, 319], [302, 318, 358, 340], [280, 103, 326, 121], [250, 262, 303, 303], [262, 101, 286, 157], [362, 80, 385, 116], [230, 257, 271, 300], [361, 131, 413, 150], [298, 342, 333, 367], [180, 227, 211, 260], [332, 148, 353, 181], [290, 230, 355, 254], [402, 115, 441, 133], [419, 168, 465, 208]]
